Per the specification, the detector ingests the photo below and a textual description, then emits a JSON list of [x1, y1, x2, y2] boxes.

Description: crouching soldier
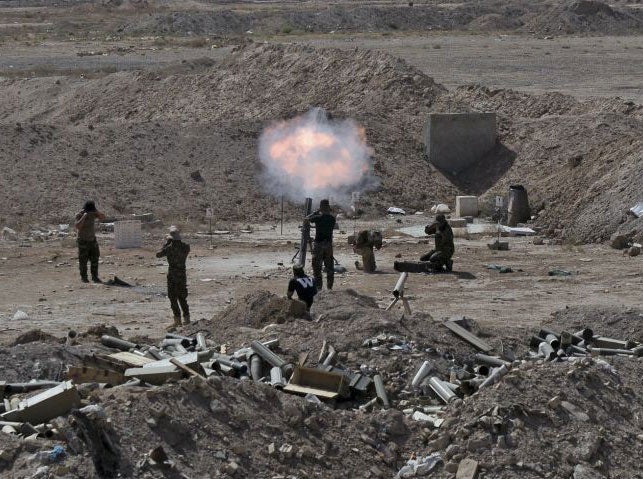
[[421, 214, 454, 272], [287, 264, 318, 311], [156, 226, 190, 331], [352, 229, 383, 273]]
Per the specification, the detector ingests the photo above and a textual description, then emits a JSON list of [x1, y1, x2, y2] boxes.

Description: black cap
[[84, 200, 97, 212], [320, 199, 330, 211]]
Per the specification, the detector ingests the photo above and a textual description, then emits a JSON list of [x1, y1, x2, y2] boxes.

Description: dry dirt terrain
[[0, 0, 642, 478]]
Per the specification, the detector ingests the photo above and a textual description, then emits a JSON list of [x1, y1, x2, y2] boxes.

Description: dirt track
[[2, 221, 641, 343]]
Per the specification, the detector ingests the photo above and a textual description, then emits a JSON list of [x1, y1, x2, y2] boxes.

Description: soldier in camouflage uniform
[[305, 199, 337, 290], [75, 200, 106, 283], [421, 214, 454, 272], [156, 226, 191, 331]]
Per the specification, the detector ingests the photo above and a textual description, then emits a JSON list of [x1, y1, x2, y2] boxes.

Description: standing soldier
[[421, 214, 454, 272], [156, 226, 191, 331], [287, 264, 318, 311], [305, 199, 336, 290], [75, 200, 106, 283]]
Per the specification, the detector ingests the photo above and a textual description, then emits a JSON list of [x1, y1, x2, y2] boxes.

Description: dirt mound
[[522, 0, 643, 34], [10, 329, 59, 346], [0, 43, 456, 227], [544, 305, 643, 342], [0, 43, 640, 243], [435, 85, 643, 243], [421, 357, 642, 478], [214, 290, 310, 329]]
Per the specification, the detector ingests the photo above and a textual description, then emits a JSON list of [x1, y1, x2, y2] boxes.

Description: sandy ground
[[1, 33, 641, 102], [1, 217, 640, 343]]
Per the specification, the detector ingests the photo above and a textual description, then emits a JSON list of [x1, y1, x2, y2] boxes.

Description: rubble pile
[[0, 296, 641, 478]]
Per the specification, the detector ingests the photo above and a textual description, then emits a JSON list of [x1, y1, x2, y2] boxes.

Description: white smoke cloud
[[258, 108, 378, 207]]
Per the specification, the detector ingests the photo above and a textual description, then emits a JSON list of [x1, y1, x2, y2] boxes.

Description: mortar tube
[[411, 361, 432, 388], [632, 346, 643, 357], [373, 375, 390, 409], [213, 357, 248, 373], [100, 335, 138, 351], [529, 335, 546, 349], [474, 354, 511, 368], [588, 347, 635, 356], [251, 340, 287, 368], [195, 333, 207, 351], [538, 341, 556, 361], [593, 336, 635, 350], [428, 377, 456, 404], [5, 381, 62, 394], [544, 334, 560, 350], [358, 397, 378, 412], [165, 332, 195, 342], [146, 346, 164, 360], [567, 344, 588, 355], [393, 272, 409, 299], [160, 338, 192, 349], [478, 364, 509, 390], [249, 354, 264, 381], [442, 381, 460, 394]]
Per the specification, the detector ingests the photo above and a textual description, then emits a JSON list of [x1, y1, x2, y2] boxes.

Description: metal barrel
[[474, 353, 511, 368], [270, 367, 285, 388], [538, 342, 556, 360], [5, 381, 62, 394], [100, 335, 138, 351], [428, 377, 456, 404], [298, 197, 313, 266], [567, 344, 588, 355], [251, 340, 287, 369], [411, 361, 432, 388], [478, 364, 509, 390], [544, 334, 560, 350], [249, 354, 264, 381], [195, 333, 208, 351], [589, 347, 635, 356], [373, 374, 390, 409], [160, 338, 192, 349]]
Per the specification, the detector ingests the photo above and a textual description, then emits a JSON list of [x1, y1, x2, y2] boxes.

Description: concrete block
[[1, 381, 80, 424], [424, 113, 496, 174], [456, 458, 479, 479], [455, 196, 479, 218]]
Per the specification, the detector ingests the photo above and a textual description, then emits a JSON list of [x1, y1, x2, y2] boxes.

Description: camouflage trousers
[[312, 240, 334, 290], [77, 239, 100, 280], [167, 270, 189, 318]]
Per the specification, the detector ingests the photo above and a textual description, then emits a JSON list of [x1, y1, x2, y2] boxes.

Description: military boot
[[182, 315, 191, 326], [166, 316, 181, 332], [446, 259, 453, 272]]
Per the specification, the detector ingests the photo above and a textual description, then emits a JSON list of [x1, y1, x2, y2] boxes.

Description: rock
[[628, 245, 641, 257], [573, 434, 601, 462], [267, 443, 276, 455], [533, 237, 544, 245], [456, 458, 479, 479], [12, 310, 29, 321], [560, 401, 590, 422], [610, 233, 632, 249], [190, 170, 204, 182], [381, 409, 409, 436], [573, 464, 605, 479], [445, 461, 459, 473], [466, 436, 491, 452], [547, 396, 561, 409]]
